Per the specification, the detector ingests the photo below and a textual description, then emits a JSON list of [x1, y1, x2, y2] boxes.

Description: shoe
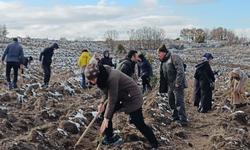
[[146, 86, 152, 91], [41, 83, 48, 88], [173, 118, 180, 122], [12, 82, 18, 89], [197, 106, 202, 112], [240, 103, 247, 107], [142, 88, 146, 94], [176, 120, 187, 126], [234, 104, 242, 109], [199, 108, 208, 113], [8, 82, 12, 90], [102, 135, 120, 145], [151, 143, 161, 150]]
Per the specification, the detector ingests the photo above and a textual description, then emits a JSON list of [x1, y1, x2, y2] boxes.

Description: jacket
[[78, 52, 91, 67], [101, 65, 143, 119], [137, 57, 153, 77], [39, 43, 58, 66], [117, 57, 135, 77], [159, 52, 188, 92], [1, 41, 24, 64]]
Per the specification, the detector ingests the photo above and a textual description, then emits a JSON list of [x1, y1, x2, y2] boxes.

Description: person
[[100, 50, 115, 68], [229, 68, 249, 109], [84, 56, 160, 149], [157, 44, 188, 125], [1, 38, 24, 90], [96, 58, 100, 64], [20, 56, 33, 74], [193, 56, 215, 113], [39, 43, 59, 87], [78, 49, 91, 89], [137, 53, 153, 94], [117, 50, 138, 78]]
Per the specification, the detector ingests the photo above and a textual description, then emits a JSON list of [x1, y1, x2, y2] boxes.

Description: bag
[[81, 66, 86, 74]]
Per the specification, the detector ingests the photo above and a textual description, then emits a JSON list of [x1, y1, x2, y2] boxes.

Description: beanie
[[85, 64, 100, 80], [157, 44, 168, 53], [203, 53, 213, 60]]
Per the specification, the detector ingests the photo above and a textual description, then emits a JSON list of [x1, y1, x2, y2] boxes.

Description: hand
[[20, 64, 24, 69], [1, 61, 4, 66], [175, 84, 179, 88], [39, 61, 42, 68], [98, 104, 105, 114], [100, 118, 109, 133]]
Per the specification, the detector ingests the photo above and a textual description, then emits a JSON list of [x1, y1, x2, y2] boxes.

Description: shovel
[[74, 100, 108, 148]]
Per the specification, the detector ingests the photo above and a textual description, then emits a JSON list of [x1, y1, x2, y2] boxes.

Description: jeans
[[6, 62, 19, 82], [43, 65, 51, 84], [81, 74, 85, 89]]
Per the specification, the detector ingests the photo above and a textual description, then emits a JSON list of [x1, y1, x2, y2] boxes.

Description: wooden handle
[[74, 101, 108, 148]]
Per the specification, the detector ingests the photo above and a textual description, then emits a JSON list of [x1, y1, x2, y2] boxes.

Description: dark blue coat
[[1, 41, 24, 64], [137, 57, 153, 77]]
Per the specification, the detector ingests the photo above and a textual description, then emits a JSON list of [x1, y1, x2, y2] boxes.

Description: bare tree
[[103, 30, 119, 51], [0, 24, 9, 38]]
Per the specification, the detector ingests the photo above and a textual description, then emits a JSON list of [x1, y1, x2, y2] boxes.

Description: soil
[[0, 46, 250, 150]]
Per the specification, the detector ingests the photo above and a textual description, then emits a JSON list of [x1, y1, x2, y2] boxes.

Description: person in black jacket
[[117, 50, 138, 78], [137, 54, 153, 94], [100, 51, 115, 68], [39, 43, 59, 87], [193, 56, 215, 113], [20, 56, 33, 74]]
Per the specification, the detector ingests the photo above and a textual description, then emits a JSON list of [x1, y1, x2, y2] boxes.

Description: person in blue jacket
[[137, 54, 153, 94], [1, 38, 24, 90], [39, 43, 59, 87]]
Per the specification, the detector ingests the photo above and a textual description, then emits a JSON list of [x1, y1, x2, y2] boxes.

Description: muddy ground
[[0, 46, 250, 150]]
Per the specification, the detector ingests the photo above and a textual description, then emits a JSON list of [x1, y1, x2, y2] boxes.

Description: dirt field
[[0, 46, 249, 150]]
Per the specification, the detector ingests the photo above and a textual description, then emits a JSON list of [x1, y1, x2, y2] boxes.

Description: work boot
[[102, 135, 120, 145], [8, 82, 12, 90], [12, 82, 18, 89], [41, 83, 48, 88], [142, 87, 146, 94]]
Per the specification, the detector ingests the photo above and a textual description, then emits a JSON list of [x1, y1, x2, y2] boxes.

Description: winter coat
[[229, 68, 248, 90], [39, 43, 58, 66], [100, 51, 114, 67], [20, 57, 29, 68], [1, 41, 24, 64], [137, 57, 153, 77], [117, 57, 135, 77], [159, 52, 188, 93], [194, 60, 215, 110], [100, 65, 143, 119], [78, 52, 91, 67]]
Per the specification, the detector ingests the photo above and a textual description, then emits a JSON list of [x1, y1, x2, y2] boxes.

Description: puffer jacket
[[117, 57, 135, 77], [137, 56, 153, 77], [100, 50, 114, 67], [78, 52, 91, 67], [101, 65, 143, 119]]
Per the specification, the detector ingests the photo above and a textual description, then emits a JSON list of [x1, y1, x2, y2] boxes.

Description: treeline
[[0, 24, 9, 38], [180, 27, 249, 45]]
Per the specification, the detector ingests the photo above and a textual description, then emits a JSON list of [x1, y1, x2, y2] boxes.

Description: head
[[82, 49, 88, 53], [203, 53, 213, 62], [103, 51, 109, 58], [51, 43, 59, 50], [138, 54, 144, 62], [96, 58, 100, 62], [157, 44, 168, 60], [28, 56, 33, 63], [13, 38, 18, 42], [127, 50, 138, 62], [85, 64, 100, 84]]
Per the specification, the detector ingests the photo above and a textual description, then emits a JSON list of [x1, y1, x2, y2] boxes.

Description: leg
[[6, 62, 12, 82], [144, 76, 152, 90], [168, 88, 179, 121], [13, 62, 19, 83], [141, 76, 147, 93], [130, 108, 159, 148], [238, 84, 248, 104], [81, 74, 85, 89], [43, 65, 51, 84], [173, 89, 187, 122]]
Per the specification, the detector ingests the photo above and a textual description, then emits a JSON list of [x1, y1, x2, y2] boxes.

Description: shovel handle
[[74, 100, 108, 148]]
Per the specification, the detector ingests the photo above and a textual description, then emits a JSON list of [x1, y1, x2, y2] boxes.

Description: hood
[[103, 50, 109, 58], [195, 60, 209, 70], [51, 43, 59, 49], [229, 68, 241, 78], [80, 52, 90, 58]]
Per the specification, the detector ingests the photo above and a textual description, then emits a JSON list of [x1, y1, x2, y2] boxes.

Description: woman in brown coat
[[229, 68, 249, 108], [84, 57, 160, 149]]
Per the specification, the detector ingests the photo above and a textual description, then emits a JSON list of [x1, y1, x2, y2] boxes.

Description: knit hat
[[85, 64, 100, 80], [203, 53, 213, 60], [157, 44, 168, 53]]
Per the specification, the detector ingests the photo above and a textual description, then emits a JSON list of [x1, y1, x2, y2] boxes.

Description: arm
[[137, 62, 141, 77], [19, 47, 24, 65], [1, 45, 10, 62], [172, 55, 185, 86], [147, 60, 153, 76]]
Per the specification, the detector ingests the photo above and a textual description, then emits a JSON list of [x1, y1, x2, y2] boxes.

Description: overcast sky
[[0, 0, 249, 41]]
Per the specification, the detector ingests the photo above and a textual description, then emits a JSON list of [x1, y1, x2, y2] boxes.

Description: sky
[[0, 0, 249, 41]]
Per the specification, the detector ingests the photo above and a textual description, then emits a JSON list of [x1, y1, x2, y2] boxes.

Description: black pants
[[43, 65, 51, 84], [6, 62, 19, 82], [141, 75, 151, 88], [104, 102, 159, 147]]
